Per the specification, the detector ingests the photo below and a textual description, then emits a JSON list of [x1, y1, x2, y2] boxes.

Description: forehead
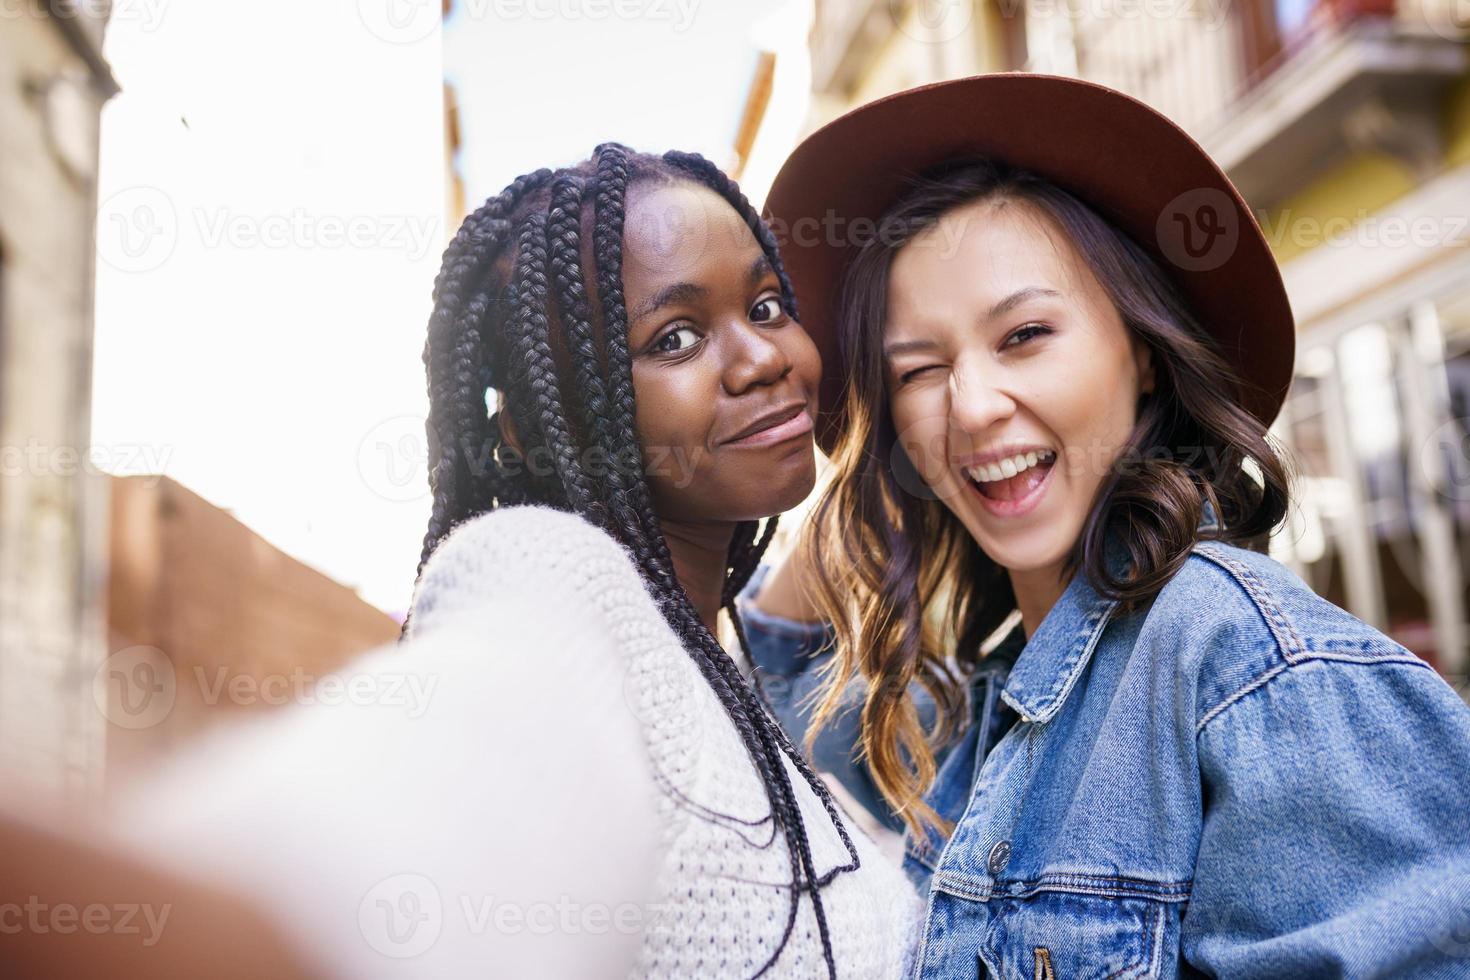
[[621, 181, 763, 287], [889, 198, 1089, 313]]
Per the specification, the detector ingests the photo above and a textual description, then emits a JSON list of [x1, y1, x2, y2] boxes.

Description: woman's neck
[[1009, 562, 1072, 642], [659, 518, 737, 636]]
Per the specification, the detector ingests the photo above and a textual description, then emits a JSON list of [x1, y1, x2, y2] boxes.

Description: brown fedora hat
[[763, 72, 1295, 454]]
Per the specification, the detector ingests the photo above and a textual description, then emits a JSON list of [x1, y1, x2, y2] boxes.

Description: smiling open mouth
[[964, 449, 1057, 502]]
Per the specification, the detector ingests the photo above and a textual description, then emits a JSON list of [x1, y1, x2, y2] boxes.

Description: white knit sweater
[[406, 506, 922, 978], [108, 505, 919, 979]]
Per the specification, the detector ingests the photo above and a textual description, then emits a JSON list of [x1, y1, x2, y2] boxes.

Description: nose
[[720, 321, 791, 396], [948, 354, 1016, 437]]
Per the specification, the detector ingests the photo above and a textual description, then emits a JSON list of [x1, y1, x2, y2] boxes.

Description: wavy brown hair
[[800, 159, 1291, 837]]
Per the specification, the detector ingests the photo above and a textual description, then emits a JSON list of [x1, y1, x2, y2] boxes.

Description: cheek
[[632, 363, 715, 447], [1099, 347, 1144, 430], [631, 366, 732, 515], [786, 327, 822, 395], [889, 391, 955, 488], [631, 373, 691, 476], [1046, 350, 1140, 487]]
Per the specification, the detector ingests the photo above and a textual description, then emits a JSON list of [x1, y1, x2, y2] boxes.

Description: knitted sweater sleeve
[[105, 506, 664, 980]]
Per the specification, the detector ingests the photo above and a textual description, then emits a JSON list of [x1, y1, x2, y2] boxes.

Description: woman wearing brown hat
[[737, 74, 1470, 978]]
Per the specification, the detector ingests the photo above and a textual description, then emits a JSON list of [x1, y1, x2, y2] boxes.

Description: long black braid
[[402, 144, 861, 978]]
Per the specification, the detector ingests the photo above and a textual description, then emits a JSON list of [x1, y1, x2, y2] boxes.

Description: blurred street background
[[2, 0, 1469, 799]]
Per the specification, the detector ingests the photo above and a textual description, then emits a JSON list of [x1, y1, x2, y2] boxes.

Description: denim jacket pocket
[[974, 886, 1181, 980]]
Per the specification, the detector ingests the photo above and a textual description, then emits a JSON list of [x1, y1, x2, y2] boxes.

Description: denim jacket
[[737, 509, 1470, 979]]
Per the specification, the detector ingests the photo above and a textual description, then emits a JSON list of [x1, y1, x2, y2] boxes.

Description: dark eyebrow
[[631, 281, 707, 322], [631, 255, 773, 323], [987, 286, 1061, 321], [883, 337, 939, 360]]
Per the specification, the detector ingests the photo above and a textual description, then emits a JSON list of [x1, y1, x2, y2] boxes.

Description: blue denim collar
[[1000, 497, 1220, 723]]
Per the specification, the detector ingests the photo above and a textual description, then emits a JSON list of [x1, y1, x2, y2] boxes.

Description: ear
[[1133, 338, 1156, 397], [495, 392, 524, 454]]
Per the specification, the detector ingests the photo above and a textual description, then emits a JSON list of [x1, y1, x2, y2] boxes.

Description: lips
[[962, 451, 1056, 518], [722, 402, 812, 447]]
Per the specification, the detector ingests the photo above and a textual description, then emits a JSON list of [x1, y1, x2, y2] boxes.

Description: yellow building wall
[[1268, 72, 1470, 265], [848, 2, 1010, 109], [1445, 73, 1470, 169], [1263, 153, 1417, 263]]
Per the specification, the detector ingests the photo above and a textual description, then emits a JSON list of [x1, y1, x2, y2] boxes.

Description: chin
[[970, 523, 1070, 577], [759, 474, 817, 518], [746, 460, 818, 520]]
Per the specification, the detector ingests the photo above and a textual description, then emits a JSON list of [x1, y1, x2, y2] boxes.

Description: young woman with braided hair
[[2, 146, 917, 979], [395, 142, 919, 979]]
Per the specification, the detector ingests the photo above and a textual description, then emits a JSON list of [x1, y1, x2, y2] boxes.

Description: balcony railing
[[1021, 0, 1467, 206]]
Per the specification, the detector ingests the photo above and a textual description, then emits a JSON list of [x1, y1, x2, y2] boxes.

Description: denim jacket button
[[987, 840, 1012, 875]]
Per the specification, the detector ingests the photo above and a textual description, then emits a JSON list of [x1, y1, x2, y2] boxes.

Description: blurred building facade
[[799, 0, 1470, 690], [105, 476, 401, 792], [1, 5, 409, 797], [443, 0, 466, 233], [0, 1, 118, 795]]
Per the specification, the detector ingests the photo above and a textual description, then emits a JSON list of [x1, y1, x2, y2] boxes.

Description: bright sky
[[93, 0, 810, 621]]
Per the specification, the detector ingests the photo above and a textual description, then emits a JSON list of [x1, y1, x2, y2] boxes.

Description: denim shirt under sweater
[[735, 507, 1470, 979]]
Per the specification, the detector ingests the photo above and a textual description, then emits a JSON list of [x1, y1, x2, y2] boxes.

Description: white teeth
[[965, 449, 1053, 484]]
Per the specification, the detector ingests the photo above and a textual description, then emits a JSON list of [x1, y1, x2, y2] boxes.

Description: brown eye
[[750, 295, 783, 324], [654, 325, 700, 354], [1004, 323, 1051, 348]]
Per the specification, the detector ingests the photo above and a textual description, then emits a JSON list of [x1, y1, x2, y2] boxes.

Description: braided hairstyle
[[403, 144, 860, 978]]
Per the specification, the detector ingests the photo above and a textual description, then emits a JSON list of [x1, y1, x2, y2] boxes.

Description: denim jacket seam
[[1113, 907, 1158, 980], [1108, 902, 1166, 980], [1023, 872, 1192, 901], [1195, 659, 1292, 735], [930, 870, 1192, 903], [1002, 599, 1119, 722], [1189, 542, 1306, 659], [930, 872, 994, 903], [1194, 651, 1433, 736], [910, 878, 938, 976]]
